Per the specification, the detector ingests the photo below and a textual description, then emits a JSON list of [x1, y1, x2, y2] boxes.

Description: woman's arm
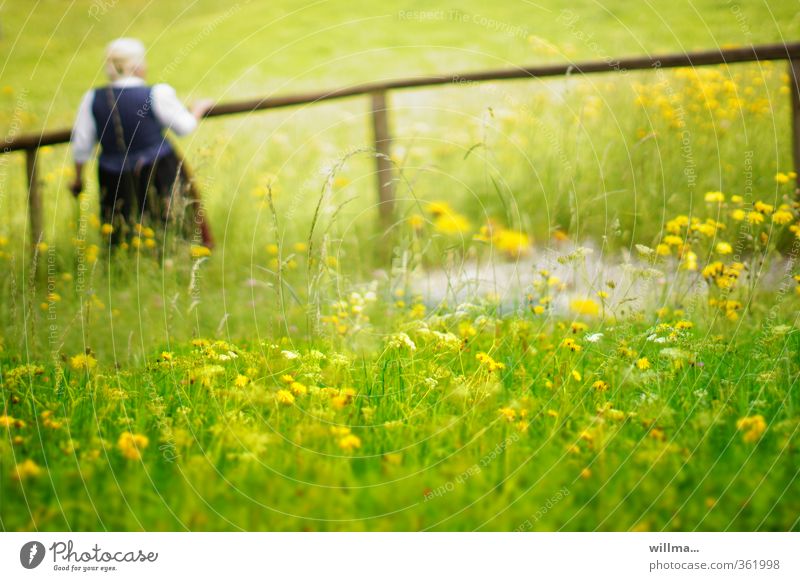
[[151, 84, 213, 136], [70, 90, 97, 195]]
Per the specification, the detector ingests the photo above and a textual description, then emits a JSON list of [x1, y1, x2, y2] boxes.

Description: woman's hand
[[190, 99, 215, 120], [69, 178, 83, 196]]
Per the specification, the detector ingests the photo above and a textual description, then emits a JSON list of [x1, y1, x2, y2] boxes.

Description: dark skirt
[[97, 151, 185, 244]]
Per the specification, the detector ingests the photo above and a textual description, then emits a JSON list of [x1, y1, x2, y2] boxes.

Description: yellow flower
[[591, 379, 608, 391], [36, 242, 48, 253], [570, 298, 599, 317], [561, 338, 582, 353], [276, 389, 295, 406], [0, 415, 23, 429], [234, 374, 250, 387], [730, 195, 743, 204], [426, 201, 453, 216], [704, 191, 725, 203], [492, 227, 531, 258], [191, 245, 212, 258], [636, 357, 651, 370], [775, 172, 790, 184], [747, 212, 764, 224], [13, 459, 43, 481], [498, 407, 517, 422], [715, 242, 732, 254], [408, 214, 425, 230], [681, 250, 698, 271], [476, 352, 505, 372], [570, 322, 588, 334], [663, 235, 684, 246], [330, 426, 351, 437], [100, 223, 114, 236], [655, 243, 671, 256], [117, 432, 149, 460], [289, 381, 308, 396], [572, 370, 582, 382], [772, 210, 793, 225], [754, 201, 773, 215], [338, 434, 361, 451], [730, 209, 746, 221], [434, 213, 471, 235], [70, 353, 97, 372], [736, 415, 766, 443]]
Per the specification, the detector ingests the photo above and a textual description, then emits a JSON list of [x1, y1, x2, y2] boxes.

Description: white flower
[[281, 350, 300, 360], [585, 333, 604, 343], [387, 332, 416, 351]]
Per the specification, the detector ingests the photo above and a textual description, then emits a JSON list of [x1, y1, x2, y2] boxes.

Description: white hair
[[104, 38, 146, 80]]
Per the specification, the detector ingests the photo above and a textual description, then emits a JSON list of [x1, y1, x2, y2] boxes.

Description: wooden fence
[[3, 41, 800, 249]]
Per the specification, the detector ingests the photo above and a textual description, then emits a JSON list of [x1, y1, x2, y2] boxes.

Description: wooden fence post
[[790, 59, 800, 191], [25, 148, 43, 251], [370, 91, 394, 230]]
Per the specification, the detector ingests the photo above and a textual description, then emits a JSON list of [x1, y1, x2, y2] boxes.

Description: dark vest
[[91, 85, 173, 172]]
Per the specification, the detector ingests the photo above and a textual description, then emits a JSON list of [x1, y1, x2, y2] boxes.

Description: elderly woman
[[70, 38, 212, 244]]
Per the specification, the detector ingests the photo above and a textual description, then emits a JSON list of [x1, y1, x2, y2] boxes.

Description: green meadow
[[0, 0, 799, 531]]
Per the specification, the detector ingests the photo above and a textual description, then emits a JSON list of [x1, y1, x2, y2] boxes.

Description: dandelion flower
[[498, 407, 517, 422], [636, 357, 651, 370], [715, 242, 732, 254], [338, 434, 361, 451], [191, 245, 211, 258], [476, 352, 505, 372], [561, 338, 583, 353], [570, 298, 599, 317], [276, 389, 295, 406], [14, 459, 43, 481], [772, 209, 794, 225], [117, 432, 149, 461], [736, 415, 766, 443], [289, 381, 307, 396], [656, 243, 671, 256], [70, 353, 97, 372], [754, 201, 774, 215]]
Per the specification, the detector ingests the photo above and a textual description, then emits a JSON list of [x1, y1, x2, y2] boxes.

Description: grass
[[1, 0, 800, 531]]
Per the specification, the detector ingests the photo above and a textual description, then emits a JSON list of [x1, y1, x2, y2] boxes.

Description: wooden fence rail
[[3, 41, 800, 250]]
